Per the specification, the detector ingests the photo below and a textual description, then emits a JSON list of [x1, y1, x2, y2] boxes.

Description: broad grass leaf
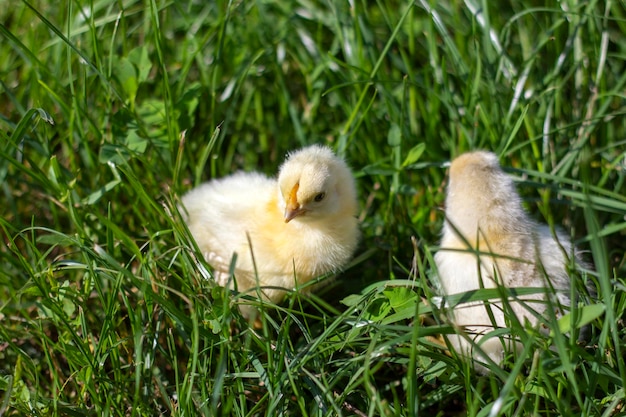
[[98, 130, 148, 165], [36, 233, 77, 246], [125, 130, 148, 153], [115, 57, 138, 103], [383, 286, 417, 310], [82, 179, 122, 205], [341, 293, 363, 307], [361, 164, 397, 176], [402, 143, 426, 168], [99, 143, 131, 165], [387, 123, 401, 147], [554, 303, 606, 336], [364, 297, 393, 321], [128, 46, 152, 84]]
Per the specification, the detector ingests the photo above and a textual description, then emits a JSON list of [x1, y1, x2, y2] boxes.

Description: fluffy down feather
[[434, 151, 583, 372], [181, 145, 360, 315]]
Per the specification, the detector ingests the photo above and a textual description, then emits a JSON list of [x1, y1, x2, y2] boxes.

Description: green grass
[[1, 0, 626, 415]]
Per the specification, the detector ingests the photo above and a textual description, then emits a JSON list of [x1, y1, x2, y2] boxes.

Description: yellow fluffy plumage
[[181, 145, 360, 314], [435, 151, 581, 372]]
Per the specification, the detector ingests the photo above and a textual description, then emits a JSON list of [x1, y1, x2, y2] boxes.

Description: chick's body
[[181, 145, 359, 308], [435, 151, 576, 371]]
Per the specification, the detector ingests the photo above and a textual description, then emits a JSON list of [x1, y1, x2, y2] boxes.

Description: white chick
[[434, 151, 578, 372], [181, 145, 360, 315]]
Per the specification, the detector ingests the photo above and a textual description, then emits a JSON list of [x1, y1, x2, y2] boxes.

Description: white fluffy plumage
[[181, 145, 360, 314], [434, 151, 580, 372]]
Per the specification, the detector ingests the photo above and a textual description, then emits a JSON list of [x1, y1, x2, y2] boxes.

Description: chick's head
[[446, 151, 523, 239], [277, 145, 357, 223]]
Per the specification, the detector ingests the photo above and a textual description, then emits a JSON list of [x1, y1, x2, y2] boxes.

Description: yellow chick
[[434, 151, 578, 372], [181, 145, 360, 315]]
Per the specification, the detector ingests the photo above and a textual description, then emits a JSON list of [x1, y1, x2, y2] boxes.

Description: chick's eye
[[314, 192, 326, 202]]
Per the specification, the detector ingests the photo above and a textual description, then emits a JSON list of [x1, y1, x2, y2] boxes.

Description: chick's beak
[[284, 183, 305, 223]]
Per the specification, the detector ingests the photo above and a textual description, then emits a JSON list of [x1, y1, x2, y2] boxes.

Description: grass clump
[[1, 0, 626, 415]]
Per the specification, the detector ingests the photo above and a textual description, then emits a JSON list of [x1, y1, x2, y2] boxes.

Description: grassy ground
[[1, 0, 626, 415]]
